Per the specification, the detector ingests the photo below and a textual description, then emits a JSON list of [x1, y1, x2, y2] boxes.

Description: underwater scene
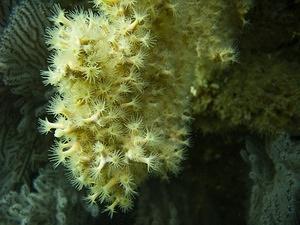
[[0, 0, 299, 224]]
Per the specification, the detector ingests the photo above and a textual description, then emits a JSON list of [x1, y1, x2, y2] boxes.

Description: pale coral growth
[[189, 0, 253, 115], [40, 0, 192, 215]]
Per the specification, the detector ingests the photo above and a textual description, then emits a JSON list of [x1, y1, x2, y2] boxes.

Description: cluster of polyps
[[40, 0, 191, 216]]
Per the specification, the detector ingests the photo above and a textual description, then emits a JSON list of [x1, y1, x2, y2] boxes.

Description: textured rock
[[242, 133, 300, 225]]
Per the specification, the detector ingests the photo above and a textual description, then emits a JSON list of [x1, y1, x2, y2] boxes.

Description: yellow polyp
[[54, 126, 75, 138], [105, 198, 119, 217], [125, 19, 139, 33], [91, 157, 107, 178], [104, 176, 119, 190], [82, 112, 101, 124], [87, 192, 100, 205], [49, 122, 66, 130]]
